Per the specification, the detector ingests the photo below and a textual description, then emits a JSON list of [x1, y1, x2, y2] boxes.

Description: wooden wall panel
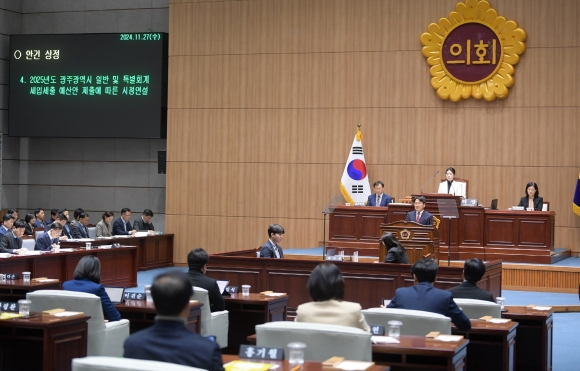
[[167, 0, 580, 255], [170, 0, 580, 55], [168, 48, 580, 109]]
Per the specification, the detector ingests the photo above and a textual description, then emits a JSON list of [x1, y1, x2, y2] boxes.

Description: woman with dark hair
[[62, 255, 121, 321], [24, 213, 36, 236], [295, 263, 369, 331], [96, 211, 114, 237], [381, 232, 408, 264], [437, 167, 466, 198], [517, 182, 543, 211]]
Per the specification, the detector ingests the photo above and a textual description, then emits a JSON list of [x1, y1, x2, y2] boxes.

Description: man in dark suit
[[448, 258, 495, 302], [113, 208, 136, 236], [124, 271, 224, 371], [367, 180, 393, 207], [187, 248, 225, 312], [405, 196, 433, 226], [387, 258, 471, 331], [133, 209, 155, 232], [35, 223, 63, 251], [259, 224, 285, 258], [71, 212, 90, 238], [0, 214, 15, 237], [33, 208, 46, 229], [54, 214, 73, 239], [0, 220, 26, 254]]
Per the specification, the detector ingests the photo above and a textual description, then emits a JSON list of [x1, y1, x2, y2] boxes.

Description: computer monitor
[[491, 199, 498, 210], [104, 286, 126, 304]]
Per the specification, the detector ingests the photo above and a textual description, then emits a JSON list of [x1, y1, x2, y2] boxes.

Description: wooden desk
[[329, 203, 562, 263], [503, 306, 553, 371], [208, 252, 502, 313], [0, 279, 61, 302], [222, 354, 389, 371], [0, 246, 137, 287], [372, 336, 468, 371], [223, 293, 288, 355], [452, 319, 518, 371], [60, 233, 174, 271], [0, 312, 89, 371], [115, 300, 203, 334]]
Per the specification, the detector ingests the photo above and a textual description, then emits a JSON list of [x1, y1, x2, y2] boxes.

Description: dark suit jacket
[[24, 223, 35, 236], [112, 217, 133, 235], [35, 232, 56, 251], [259, 240, 284, 258], [62, 279, 121, 321], [133, 217, 154, 231], [367, 193, 393, 207], [0, 232, 22, 253], [71, 221, 89, 239], [0, 226, 9, 237], [384, 247, 409, 264], [387, 282, 471, 330], [518, 196, 544, 211], [33, 220, 45, 229], [61, 223, 73, 239], [124, 319, 224, 371], [188, 269, 225, 312], [447, 281, 495, 302], [405, 210, 434, 226]]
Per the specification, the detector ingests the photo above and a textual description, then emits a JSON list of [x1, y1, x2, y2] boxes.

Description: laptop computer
[[216, 280, 230, 295], [491, 199, 498, 210], [104, 286, 126, 304]]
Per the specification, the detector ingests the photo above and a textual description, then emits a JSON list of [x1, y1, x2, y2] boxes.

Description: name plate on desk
[[512, 206, 525, 210], [369, 325, 385, 336], [239, 345, 284, 360], [124, 292, 145, 301], [0, 273, 19, 280], [460, 198, 478, 206], [326, 255, 344, 261], [0, 301, 19, 312], [224, 286, 238, 294]]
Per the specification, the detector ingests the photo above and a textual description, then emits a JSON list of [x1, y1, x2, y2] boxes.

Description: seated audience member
[[0, 220, 26, 254], [56, 214, 73, 239], [24, 213, 36, 236], [7, 209, 18, 221], [47, 209, 59, 227], [35, 223, 63, 251], [63, 255, 121, 321], [133, 209, 155, 232], [0, 214, 15, 237], [517, 181, 544, 211], [187, 248, 225, 312], [367, 180, 393, 206], [58, 208, 70, 221], [124, 271, 224, 371], [295, 263, 370, 332], [96, 211, 114, 237], [387, 258, 471, 331], [71, 212, 90, 238], [33, 208, 46, 228], [71, 207, 85, 227], [259, 224, 285, 258], [448, 258, 495, 302], [113, 208, 136, 236], [405, 196, 433, 226], [381, 232, 409, 264]]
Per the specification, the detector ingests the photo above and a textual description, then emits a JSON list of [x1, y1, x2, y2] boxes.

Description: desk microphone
[[420, 170, 439, 193]]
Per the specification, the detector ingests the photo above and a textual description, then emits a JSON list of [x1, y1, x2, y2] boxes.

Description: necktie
[[376, 195, 381, 206], [274, 245, 280, 258], [124, 222, 127, 232], [416, 212, 420, 223]]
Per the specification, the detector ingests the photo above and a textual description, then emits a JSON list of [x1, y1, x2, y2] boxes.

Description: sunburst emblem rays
[[420, 0, 527, 102]]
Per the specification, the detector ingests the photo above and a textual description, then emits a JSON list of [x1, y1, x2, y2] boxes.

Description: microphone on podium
[[420, 170, 440, 193]]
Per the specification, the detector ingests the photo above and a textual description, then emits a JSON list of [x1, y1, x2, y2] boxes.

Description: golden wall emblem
[[420, 0, 526, 102]]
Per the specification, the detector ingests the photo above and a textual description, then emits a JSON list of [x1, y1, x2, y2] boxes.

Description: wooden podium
[[379, 221, 440, 264]]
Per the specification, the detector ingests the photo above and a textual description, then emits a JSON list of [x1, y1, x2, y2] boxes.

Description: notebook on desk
[[104, 286, 126, 304]]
